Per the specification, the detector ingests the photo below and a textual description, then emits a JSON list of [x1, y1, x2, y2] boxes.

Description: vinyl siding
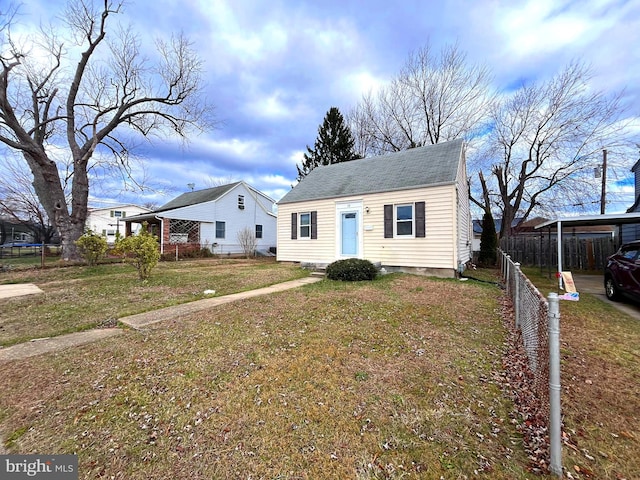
[[277, 201, 337, 264], [277, 185, 459, 269], [86, 205, 151, 241], [455, 150, 472, 266]]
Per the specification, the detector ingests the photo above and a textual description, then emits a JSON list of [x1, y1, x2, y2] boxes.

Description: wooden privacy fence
[[499, 236, 618, 271]]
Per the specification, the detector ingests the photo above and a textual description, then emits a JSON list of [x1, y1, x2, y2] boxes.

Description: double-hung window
[[384, 201, 425, 238], [395, 204, 414, 236], [291, 211, 317, 240], [299, 213, 311, 238], [215, 221, 226, 239]]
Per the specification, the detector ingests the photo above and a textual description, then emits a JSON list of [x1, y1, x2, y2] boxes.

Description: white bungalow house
[[124, 181, 277, 256], [276, 139, 473, 277], [86, 204, 151, 244]]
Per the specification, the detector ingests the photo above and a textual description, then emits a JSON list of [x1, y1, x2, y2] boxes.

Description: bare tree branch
[[473, 62, 632, 238], [0, 0, 215, 260], [349, 42, 494, 156]]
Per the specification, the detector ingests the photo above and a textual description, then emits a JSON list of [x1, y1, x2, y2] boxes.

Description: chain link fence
[[499, 249, 562, 476]]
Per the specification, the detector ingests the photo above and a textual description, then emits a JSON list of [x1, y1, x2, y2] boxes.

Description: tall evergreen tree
[[297, 107, 360, 180], [478, 211, 498, 266]]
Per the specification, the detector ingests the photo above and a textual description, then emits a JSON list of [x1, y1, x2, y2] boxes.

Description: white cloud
[[256, 173, 294, 188], [339, 71, 386, 102]]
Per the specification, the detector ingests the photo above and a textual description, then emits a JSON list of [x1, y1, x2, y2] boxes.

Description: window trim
[[215, 221, 226, 239], [395, 203, 414, 237], [299, 212, 311, 239]]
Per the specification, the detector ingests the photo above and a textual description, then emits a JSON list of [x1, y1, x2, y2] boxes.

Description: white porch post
[[557, 220, 563, 290]]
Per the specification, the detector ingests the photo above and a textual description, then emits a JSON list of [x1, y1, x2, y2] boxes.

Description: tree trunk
[[23, 151, 88, 261], [57, 219, 84, 261], [500, 206, 516, 239]]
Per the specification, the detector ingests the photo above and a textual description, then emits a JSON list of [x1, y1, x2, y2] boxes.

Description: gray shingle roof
[[154, 182, 241, 213], [278, 139, 464, 204]]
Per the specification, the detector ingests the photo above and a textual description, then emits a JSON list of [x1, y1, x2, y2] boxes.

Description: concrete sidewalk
[[0, 283, 43, 299], [0, 276, 322, 362], [0, 329, 123, 362]]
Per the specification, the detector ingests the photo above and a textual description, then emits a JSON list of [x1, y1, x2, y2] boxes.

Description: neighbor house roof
[[124, 181, 277, 223], [154, 182, 241, 213], [278, 139, 464, 204], [88, 204, 151, 212]]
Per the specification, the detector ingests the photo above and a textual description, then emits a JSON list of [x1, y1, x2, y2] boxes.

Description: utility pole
[[600, 149, 607, 214]]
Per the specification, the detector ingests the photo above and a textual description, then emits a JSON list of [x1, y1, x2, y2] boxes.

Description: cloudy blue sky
[[8, 0, 640, 213]]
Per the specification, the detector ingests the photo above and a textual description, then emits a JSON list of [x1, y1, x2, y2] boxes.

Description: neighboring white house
[[276, 139, 473, 277], [124, 181, 277, 256], [86, 205, 151, 244]]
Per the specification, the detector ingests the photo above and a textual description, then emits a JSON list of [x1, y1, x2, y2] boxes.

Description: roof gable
[[278, 139, 464, 204]]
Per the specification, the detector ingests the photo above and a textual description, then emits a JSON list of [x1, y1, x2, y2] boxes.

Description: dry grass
[[2, 263, 636, 478], [0, 258, 308, 346], [0, 273, 536, 479], [522, 268, 640, 479]]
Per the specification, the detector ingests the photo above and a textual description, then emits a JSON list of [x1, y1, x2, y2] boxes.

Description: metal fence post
[[514, 263, 521, 329], [505, 255, 511, 297], [548, 292, 562, 476]]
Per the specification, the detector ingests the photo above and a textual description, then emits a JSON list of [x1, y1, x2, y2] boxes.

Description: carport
[[535, 212, 640, 289]]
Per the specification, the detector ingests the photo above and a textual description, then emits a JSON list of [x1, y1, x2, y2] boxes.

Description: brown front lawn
[[0, 258, 308, 346], [0, 262, 637, 479], [0, 271, 535, 479]]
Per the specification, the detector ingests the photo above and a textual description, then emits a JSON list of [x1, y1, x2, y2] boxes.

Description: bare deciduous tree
[[0, 0, 215, 260], [470, 62, 632, 238], [237, 226, 257, 258], [349, 42, 493, 156]]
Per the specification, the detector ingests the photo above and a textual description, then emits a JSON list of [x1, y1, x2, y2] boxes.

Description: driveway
[[573, 274, 640, 321]]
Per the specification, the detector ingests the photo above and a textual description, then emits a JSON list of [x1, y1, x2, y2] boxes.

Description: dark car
[[604, 240, 640, 302]]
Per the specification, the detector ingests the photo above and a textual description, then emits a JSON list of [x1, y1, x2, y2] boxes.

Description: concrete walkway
[[0, 283, 43, 299], [0, 329, 124, 362], [0, 276, 322, 362], [119, 276, 322, 329], [572, 274, 640, 321]]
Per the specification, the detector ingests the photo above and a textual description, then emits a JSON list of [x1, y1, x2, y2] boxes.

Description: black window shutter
[[291, 213, 297, 240], [311, 211, 317, 239], [384, 204, 393, 238], [415, 201, 426, 238]]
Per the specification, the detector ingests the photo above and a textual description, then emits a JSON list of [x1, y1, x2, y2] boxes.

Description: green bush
[[76, 230, 108, 266], [326, 258, 378, 281], [114, 226, 160, 280]]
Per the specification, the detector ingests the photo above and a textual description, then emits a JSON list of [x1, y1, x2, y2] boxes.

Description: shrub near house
[[326, 258, 378, 281], [115, 227, 161, 280], [76, 230, 108, 266]]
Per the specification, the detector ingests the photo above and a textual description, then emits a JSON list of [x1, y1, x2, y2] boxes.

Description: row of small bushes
[[77, 228, 379, 283], [76, 227, 160, 280]]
